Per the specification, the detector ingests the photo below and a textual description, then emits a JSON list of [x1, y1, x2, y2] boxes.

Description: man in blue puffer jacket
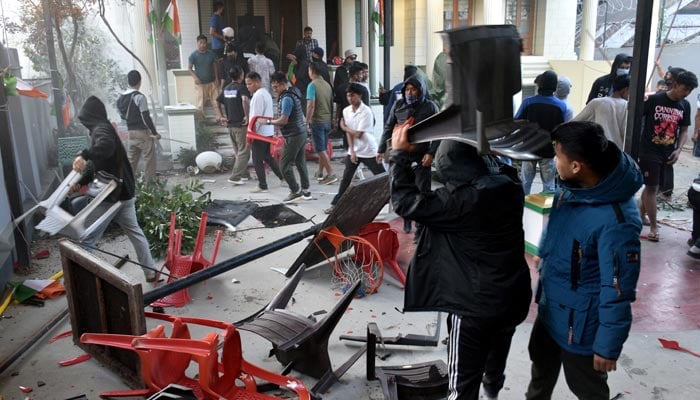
[[525, 121, 643, 399]]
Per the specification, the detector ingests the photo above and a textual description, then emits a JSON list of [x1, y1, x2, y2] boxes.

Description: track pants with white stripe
[[446, 313, 518, 400]]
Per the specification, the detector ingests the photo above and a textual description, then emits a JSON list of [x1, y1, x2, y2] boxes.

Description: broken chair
[[366, 322, 449, 400], [132, 316, 311, 400], [237, 280, 363, 380], [80, 318, 199, 399]]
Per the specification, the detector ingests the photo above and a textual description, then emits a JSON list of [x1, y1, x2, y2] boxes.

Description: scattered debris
[[231, 278, 240, 284], [19, 386, 32, 393], [32, 250, 50, 260], [58, 354, 91, 367]]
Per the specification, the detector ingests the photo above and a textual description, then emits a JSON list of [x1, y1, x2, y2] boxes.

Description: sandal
[[646, 231, 660, 242], [145, 272, 157, 283]]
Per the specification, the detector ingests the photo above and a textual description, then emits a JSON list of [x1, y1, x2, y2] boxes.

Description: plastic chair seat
[[374, 361, 449, 400]]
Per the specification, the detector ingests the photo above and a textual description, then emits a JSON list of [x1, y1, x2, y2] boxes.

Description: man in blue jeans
[[306, 62, 336, 184], [268, 72, 312, 203]]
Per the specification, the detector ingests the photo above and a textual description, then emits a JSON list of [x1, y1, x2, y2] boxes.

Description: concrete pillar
[[425, 0, 444, 78], [482, 0, 505, 25], [133, 0, 158, 104], [646, 0, 661, 90], [579, 0, 597, 60]]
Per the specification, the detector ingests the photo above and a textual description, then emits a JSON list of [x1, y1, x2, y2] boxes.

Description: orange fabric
[[35, 281, 66, 299]]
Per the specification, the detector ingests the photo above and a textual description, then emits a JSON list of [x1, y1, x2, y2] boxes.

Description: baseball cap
[[344, 49, 357, 59], [312, 47, 324, 58]]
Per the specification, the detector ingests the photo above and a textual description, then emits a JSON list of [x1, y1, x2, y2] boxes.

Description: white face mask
[[616, 68, 630, 76]]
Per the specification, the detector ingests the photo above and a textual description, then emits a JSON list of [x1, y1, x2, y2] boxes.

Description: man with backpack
[[117, 70, 160, 183]]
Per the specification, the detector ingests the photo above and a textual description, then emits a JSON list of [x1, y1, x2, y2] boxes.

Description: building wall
[[535, 0, 578, 59], [181, 0, 201, 69]]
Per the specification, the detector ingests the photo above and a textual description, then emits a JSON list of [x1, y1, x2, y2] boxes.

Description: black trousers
[[446, 313, 517, 400], [525, 317, 609, 400], [688, 187, 700, 244], [251, 140, 283, 190], [331, 155, 386, 205]]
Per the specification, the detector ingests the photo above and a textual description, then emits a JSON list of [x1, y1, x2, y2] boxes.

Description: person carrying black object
[[217, 66, 251, 185], [117, 70, 160, 184], [390, 123, 532, 400], [525, 121, 643, 400], [71, 96, 157, 283], [377, 76, 439, 236], [586, 53, 632, 104]]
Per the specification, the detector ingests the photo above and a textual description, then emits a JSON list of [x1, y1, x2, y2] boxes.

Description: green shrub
[[135, 176, 209, 259]]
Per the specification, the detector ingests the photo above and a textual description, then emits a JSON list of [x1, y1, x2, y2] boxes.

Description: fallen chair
[[366, 322, 448, 400], [237, 280, 363, 380], [340, 312, 442, 347], [132, 316, 310, 400], [80, 318, 199, 399]]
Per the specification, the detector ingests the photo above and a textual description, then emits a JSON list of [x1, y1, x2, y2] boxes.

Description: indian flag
[[147, 0, 157, 44], [372, 0, 384, 42], [163, 0, 182, 45]]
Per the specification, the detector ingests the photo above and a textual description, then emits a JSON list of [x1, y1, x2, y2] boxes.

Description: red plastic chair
[[152, 212, 223, 307], [358, 222, 405, 287], [80, 319, 200, 398], [248, 116, 333, 162], [133, 316, 311, 400]]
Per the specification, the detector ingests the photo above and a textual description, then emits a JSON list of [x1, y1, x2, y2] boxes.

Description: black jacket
[[379, 76, 439, 156], [78, 96, 135, 201], [391, 140, 531, 324], [279, 87, 306, 138], [586, 53, 632, 104]]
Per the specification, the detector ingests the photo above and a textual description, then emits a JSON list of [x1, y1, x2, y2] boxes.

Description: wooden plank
[[60, 239, 146, 387], [286, 173, 390, 277]]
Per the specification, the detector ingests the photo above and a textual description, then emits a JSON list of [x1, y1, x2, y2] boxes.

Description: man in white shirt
[[325, 83, 386, 214], [246, 72, 283, 193], [248, 42, 275, 92], [574, 74, 630, 148]]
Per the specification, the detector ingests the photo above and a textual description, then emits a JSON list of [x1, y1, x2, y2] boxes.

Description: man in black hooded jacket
[[390, 123, 532, 400], [586, 53, 632, 104], [71, 96, 157, 282], [378, 75, 439, 236]]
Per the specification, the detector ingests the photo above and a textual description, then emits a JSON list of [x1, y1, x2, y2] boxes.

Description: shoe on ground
[[250, 187, 269, 193], [688, 246, 700, 259], [227, 178, 245, 185], [315, 171, 324, 181], [324, 206, 335, 214], [241, 177, 250, 181], [284, 191, 303, 203], [320, 175, 338, 185], [301, 190, 312, 200]]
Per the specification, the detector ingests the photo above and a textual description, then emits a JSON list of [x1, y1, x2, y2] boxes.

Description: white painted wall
[[538, 0, 578, 59]]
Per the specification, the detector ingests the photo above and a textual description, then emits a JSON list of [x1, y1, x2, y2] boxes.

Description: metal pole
[[624, 0, 654, 158], [143, 224, 322, 305], [383, 0, 392, 91], [153, 0, 171, 112], [0, 42, 32, 271], [603, 1, 608, 49], [42, 0, 65, 134]]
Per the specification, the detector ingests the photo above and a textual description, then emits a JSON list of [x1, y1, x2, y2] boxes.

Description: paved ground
[[1, 146, 700, 400]]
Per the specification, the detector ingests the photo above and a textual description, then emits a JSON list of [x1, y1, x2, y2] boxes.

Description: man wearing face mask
[[378, 76, 439, 239], [586, 53, 632, 104]]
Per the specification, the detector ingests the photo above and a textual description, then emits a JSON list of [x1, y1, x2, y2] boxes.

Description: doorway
[[506, 0, 536, 55]]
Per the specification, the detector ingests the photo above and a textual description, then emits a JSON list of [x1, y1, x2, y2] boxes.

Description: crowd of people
[[66, 10, 700, 398]]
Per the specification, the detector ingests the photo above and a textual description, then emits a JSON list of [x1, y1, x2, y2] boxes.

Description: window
[[444, 0, 472, 30]]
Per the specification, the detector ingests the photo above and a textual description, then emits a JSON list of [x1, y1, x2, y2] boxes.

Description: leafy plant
[[176, 147, 198, 168], [196, 124, 220, 151], [135, 175, 209, 259]]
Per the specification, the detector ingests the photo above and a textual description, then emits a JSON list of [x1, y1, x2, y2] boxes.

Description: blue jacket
[[536, 144, 642, 360]]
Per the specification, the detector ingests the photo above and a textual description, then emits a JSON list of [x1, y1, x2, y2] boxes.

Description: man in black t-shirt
[[639, 71, 698, 242], [216, 66, 251, 185]]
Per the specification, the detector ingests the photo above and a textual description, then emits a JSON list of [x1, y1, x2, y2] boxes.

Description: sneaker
[[241, 177, 250, 181], [320, 175, 338, 185], [301, 190, 312, 200], [227, 178, 245, 185], [324, 206, 335, 214], [283, 192, 303, 203], [250, 187, 269, 193], [688, 246, 700, 259], [315, 171, 324, 181]]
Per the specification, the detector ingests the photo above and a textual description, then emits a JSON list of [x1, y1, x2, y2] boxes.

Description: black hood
[[79, 96, 109, 130], [435, 140, 492, 184], [402, 76, 427, 102], [609, 53, 632, 76]]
